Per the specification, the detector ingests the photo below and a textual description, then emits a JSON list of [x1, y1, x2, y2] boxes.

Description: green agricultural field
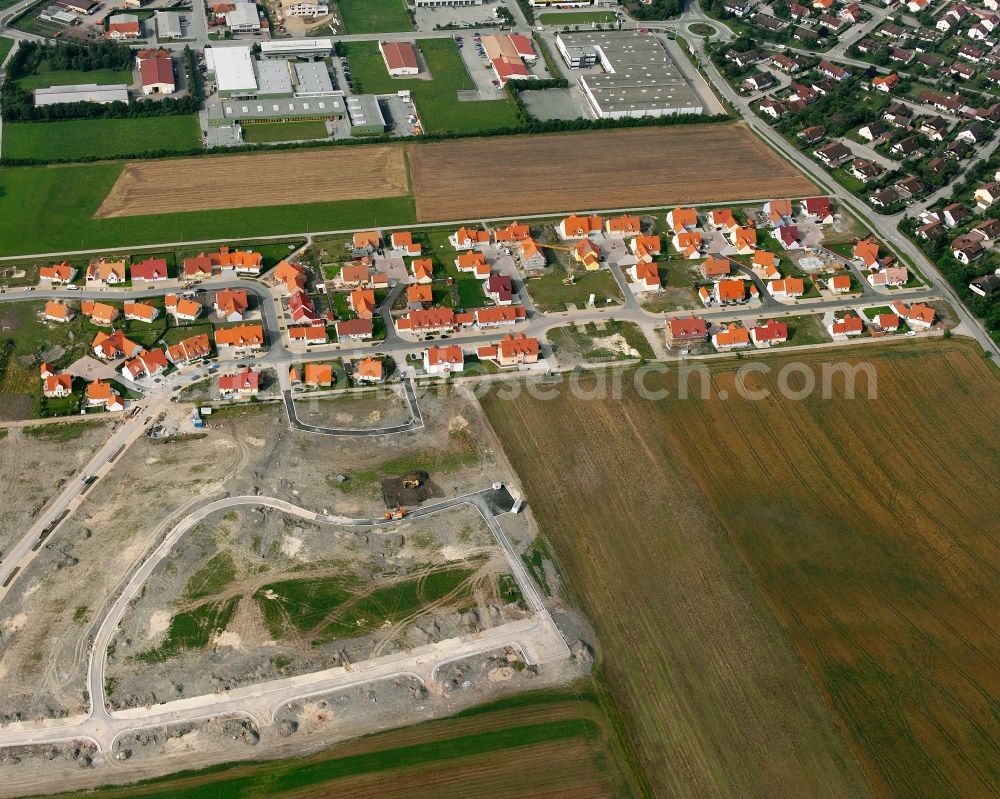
[[241, 121, 330, 143], [343, 39, 519, 134], [337, 0, 412, 33], [538, 11, 617, 25], [2, 116, 202, 162], [29, 687, 639, 799], [17, 65, 133, 92], [0, 163, 417, 256]]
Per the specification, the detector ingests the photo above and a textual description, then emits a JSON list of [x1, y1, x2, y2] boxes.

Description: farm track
[[94, 147, 411, 219]]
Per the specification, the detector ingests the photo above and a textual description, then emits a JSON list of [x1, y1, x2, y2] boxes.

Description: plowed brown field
[[409, 124, 816, 221], [94, 147, 410, 218], [483, 341, 1000, 799]]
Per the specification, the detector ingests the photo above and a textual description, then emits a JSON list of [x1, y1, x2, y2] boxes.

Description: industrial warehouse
[[556, 31, 702, 118]]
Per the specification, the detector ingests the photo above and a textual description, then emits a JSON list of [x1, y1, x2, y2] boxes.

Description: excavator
[[383, 507, 407, 520]]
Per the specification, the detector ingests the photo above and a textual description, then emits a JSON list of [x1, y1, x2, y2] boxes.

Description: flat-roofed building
[[414, 0, 483, 5], [260, 38, 332, 58], [279, 0, 328, 15], [557, 31, 702, 118], [219, 94, 344, 123], [155, 10, 184, 39], [207, 45, 257, 97], [293, 61, 334, 95], [225, 2, 260, 33], [255, 58, 294, 96], [346, 94, 386, 136], [34, 83, 129, 106]]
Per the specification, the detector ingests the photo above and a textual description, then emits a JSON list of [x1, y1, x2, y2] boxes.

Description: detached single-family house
[[485, 273, 514, 305], [82, 300, 120, 327], [390, 231, 422, 256], [701, 255, 730, 279], [518, 240, 546, 269], [712, 326, 752, 351], [942, 202, 971, 227], [456, 250, 491, 278], [752, 250, 780, 280], [667, 207, 698, 233], [352, 230, 381, 256], [892, 300, 935, 329], [665, 316, 708, 349], [630, 235, 661, 263], [423, 344, 464, 375], [214, 288, 249, 322], [671, 231, 703, 259], [800, 197, 833, 224], [86, 379, 124, 412], [751, 319, 788, 346], [868, 266, 909, 287], [768, 277, 805, 299], [166, 295, 201, 322], [450, 226, 491, 250], [763, 199, 794, 226], [854, 238, 881, 269], [39, 262, 77, 284], [92, 329, 142, 360], [406, 283, 433, 309], [349, 288, 377, 319], [494, 221, 531, 244], [86, 259, 126, 286], [975, 181, 1000, 207], [477, 333, 540, 367], [411, 258, 434, 283], [218, 367, 260, 399], [606, 214, 642, 238], [829, 313, 865, 337], [557, 214, 603, 240], [355, 357, 384, 384], [304, 363, 333, 387], [123, 301, 158, 323], [43, 374, 74, 398], [952, 233, 985, 264], [774, 225, 801, 249], [131, 257, 169, 283], [827, 274, 853, 293], [121, 348, 168, 380], [335, 318, 374, 342], [628, 261, 661, 292], [815, 142, 852, 167]]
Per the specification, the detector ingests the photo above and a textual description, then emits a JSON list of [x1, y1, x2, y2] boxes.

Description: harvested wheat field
[[409, 124, 815, 221], [483, 341, 1000, 799], [94, 146, 410, 218]]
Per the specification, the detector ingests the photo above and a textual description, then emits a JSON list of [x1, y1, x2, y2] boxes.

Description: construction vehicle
[[383, 507, 407, 520], [401, 477, 421, 489]]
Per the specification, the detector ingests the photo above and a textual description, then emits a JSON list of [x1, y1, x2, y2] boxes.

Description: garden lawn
[[2, 116, 201, 161], [343, 39, 520, 134], [17, 66, 133, 92], [538, 11, 617, 25], [0, 163, 416, 257], [240, 121, 330, 143], [337, 0, 412, 33], [0, 36, 14, 63]]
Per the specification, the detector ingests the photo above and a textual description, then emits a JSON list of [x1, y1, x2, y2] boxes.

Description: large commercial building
[[138, 50, 176, 95], [225, 2, 261, 33], [481, 34, 536, 84], [211, 54, 342, 122], [346, 94, 386, 136], [207, 45, 258, 97], [221, 95, 344, 123], [34, 83, 129, 106], [556, 31, 702, 118]]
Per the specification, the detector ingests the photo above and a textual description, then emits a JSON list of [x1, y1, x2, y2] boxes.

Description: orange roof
[[391, 231, 414, 247], [304, 363, 333, 386], [854, 238, 880, 266], [356, 357, 383, 380], [215, 248, 261, 270], [341, 263, 370, 284], [710, 208, 736, 228], [274, 260, 307, 293], [166, 333, 211, 363], [411, 258, 434, 281], [878, 312, 899, 329], [561, 214, 603, 236], [216, 288, 249, 316], [634, 261, 660, 287], [475, 305, 526, 325], [734, 226, 757, 250], [497, 332, 539, 359], [772, 277, 804, 295], [670, 207, 698, 232], [353, 231, 381, 249], [675, 231, 702, 254], [631, 235, 661, 260], [183, 254, 214, 276], [767, 199, 793, 222], [40, 262, 74, 281], [520, 239, 544, 261], [457, 250, 489, 273], [753, 319, 788, 342], [495, 221, 531, 242], [830, 274, 852, 290], [608, 214, 641, 234], [715, 326, 751, 347], [832, 313, 864, 334], [702, 256, 730, 278], [44, 374, 73, 394], [215, 324, 264, 348], [85, 301, 119, 326], [406, 284, 433, 303], [398, 307, 456, 330], [350, 288, 377, 318], [426, 344, 463, 366], [454, 226, 490, 246], [173, 298, 201, 318], [86, 378, 116, 402], [752, 250, 778, 269], [44, 300, 72, 320], [124, 301, 157, 322], [717, 280, 745, 302], [668, 315, 707, 339], [87, 259, 126, 282], [289, 326, 326, 342]]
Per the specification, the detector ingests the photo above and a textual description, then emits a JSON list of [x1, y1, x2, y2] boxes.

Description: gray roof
[[293, 61, 334, 96], [255, 59, 293, 96], [220, 94, 344, 120], [155, 10, 184, 38], [346, 94, 385, 128], [34, 83, 129, 106], [557, 30, 701, 115]]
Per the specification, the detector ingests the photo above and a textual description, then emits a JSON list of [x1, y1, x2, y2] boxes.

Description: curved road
[[282, 375, 424, 436]]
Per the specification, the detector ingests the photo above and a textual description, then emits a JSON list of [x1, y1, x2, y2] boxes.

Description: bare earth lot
[[483, 342, 1000, 798], [94, 147, 410, 219], [409, 124, 816, 221]]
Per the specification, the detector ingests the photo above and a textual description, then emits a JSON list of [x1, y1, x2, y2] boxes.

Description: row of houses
[[422, 333, 541, 375]]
